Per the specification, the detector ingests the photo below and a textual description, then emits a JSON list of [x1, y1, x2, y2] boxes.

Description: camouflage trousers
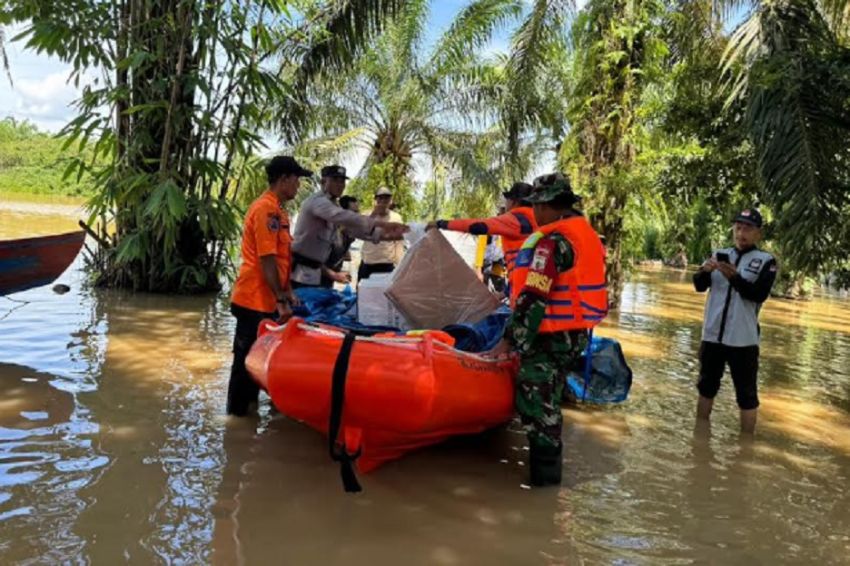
[[515, 331, 588, 449]]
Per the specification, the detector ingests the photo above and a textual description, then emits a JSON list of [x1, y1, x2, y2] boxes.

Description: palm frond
[[428, 0, 523, 76], [280, 0, 406, 142], [710, 0, 758, 22], [503, 0, 572, 158], [743, 1, 850, 272], [720, 11, 763, 107], [0, 26, 11, 86], [388, 0, 430, 68], [819, 0, 850, 39]]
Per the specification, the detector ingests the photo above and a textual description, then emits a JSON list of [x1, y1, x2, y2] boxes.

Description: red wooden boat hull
[[0, 231, 86, 295]]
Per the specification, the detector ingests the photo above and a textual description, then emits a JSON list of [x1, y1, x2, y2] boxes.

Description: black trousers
[[357, 262, 394, 282], [697, 341, 760, 410], [227, 303, 275, 416]]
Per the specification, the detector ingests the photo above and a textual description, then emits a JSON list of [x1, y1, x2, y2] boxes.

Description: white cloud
[[16, 71, 78, 103], [0, 35, 89, 132]]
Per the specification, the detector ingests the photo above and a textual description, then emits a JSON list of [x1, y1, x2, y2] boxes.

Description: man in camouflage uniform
[[505, 173, 595, 486]]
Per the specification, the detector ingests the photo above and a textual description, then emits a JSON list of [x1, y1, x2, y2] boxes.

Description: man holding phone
[[693, 208, 777, 433]]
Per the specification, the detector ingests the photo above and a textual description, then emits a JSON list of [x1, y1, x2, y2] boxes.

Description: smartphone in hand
[[715, 252, 731, 263]]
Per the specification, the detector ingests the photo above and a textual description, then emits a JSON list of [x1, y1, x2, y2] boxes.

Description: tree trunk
[[593, 192, 627, 309]]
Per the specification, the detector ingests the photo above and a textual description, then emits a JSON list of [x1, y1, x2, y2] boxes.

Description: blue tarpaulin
[[293, 288, 632, 404], [566, 336, 633, 404], [292, 286, 399, 335], [292, 287, 509, 348], [442, 307, 511, 353]]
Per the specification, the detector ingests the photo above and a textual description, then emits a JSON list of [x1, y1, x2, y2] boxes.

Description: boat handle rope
[[328, 331, 363, 493], [263, 320, 514, 363]]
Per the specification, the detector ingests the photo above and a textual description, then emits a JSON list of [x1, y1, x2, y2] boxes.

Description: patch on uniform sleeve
[[745, 257, 763, 275], [531, 248, 549, 271], [522, 238, 557, 296], [267, 213, 281, 232], [525, 271, 553, 295]]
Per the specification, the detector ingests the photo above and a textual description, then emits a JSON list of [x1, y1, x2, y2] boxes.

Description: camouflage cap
[[527, 172, 578, 204]]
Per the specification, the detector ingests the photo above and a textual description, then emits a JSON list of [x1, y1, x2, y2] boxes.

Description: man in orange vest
[[227, 155, 313, 416], [506, 173, 608, 486], [426, 182, 537, 302]]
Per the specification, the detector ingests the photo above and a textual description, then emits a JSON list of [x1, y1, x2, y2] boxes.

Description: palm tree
[[290, 0, 554, 219], [717, 0, 850, 275], [1, 0, 409, 292], [557, 0, 668, 306], [500, 0, 573, 160]]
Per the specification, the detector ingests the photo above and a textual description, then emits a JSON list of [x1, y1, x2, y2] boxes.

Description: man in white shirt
[[358, 187, 404, 281], [693, 207, 777, 434]]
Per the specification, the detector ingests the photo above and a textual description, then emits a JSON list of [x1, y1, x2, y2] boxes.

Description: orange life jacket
[[501, 206, 536, 275], [512, 216, 608, 332]]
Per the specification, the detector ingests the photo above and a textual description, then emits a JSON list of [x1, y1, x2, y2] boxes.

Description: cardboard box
[[386, 230, 500, 329]]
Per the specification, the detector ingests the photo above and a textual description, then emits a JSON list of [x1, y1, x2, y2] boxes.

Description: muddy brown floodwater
[[1, 194, 849, 565]]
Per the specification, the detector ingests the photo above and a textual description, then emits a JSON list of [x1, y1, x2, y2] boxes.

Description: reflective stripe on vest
[[501, 207, 537, 292], [512, 216, 608, 331]]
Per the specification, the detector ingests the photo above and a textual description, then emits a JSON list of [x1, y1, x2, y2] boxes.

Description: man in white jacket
[[693, 208, 777, 433]]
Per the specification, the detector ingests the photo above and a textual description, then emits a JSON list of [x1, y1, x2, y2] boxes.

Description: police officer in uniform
[[291, 165, 407, 288], [693, 208, 777, 434], [506, 173, 608, 486], [323, 195, 360, 287]]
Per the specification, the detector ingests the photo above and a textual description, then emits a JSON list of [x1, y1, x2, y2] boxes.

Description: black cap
[[502, 182, 533, 201], [266, 156, 313, 183], [732, 208, 763, 228], [321, 165, 349, 179]]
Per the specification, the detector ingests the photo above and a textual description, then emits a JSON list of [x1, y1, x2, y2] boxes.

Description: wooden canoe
[[0, 231, 85, 295]]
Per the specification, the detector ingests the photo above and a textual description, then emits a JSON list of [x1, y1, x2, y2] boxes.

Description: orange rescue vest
[[501, 206, 536, 275], [512, 216, 608, 332]]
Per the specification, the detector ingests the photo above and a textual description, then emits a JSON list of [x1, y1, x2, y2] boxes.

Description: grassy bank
[[0, 117, 97, 197]]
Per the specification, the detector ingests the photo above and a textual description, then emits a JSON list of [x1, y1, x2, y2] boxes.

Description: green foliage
[[0, 117, 97, 196], [1, 0, 404, 293], [3, 0, 849, 298], [289, 0, 535, 223], [739, 2, 850, 274], [346, 159, 416, 218], [562, 0, 669, 302]]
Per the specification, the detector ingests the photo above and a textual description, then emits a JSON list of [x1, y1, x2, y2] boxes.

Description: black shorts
[[697, 341, 760, 410]]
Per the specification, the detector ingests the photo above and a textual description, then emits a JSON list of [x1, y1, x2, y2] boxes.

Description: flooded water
[[1, 194, 849, 565]]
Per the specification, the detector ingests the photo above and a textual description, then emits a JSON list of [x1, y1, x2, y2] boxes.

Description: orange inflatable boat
[[245, 318, 517, 490]]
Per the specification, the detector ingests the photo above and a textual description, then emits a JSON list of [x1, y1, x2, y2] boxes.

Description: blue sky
[[0, 23, 92, 132], [0, 1, 521, 133]]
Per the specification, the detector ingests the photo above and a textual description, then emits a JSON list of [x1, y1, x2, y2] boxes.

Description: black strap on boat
[[328, 331, 362, 493]]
